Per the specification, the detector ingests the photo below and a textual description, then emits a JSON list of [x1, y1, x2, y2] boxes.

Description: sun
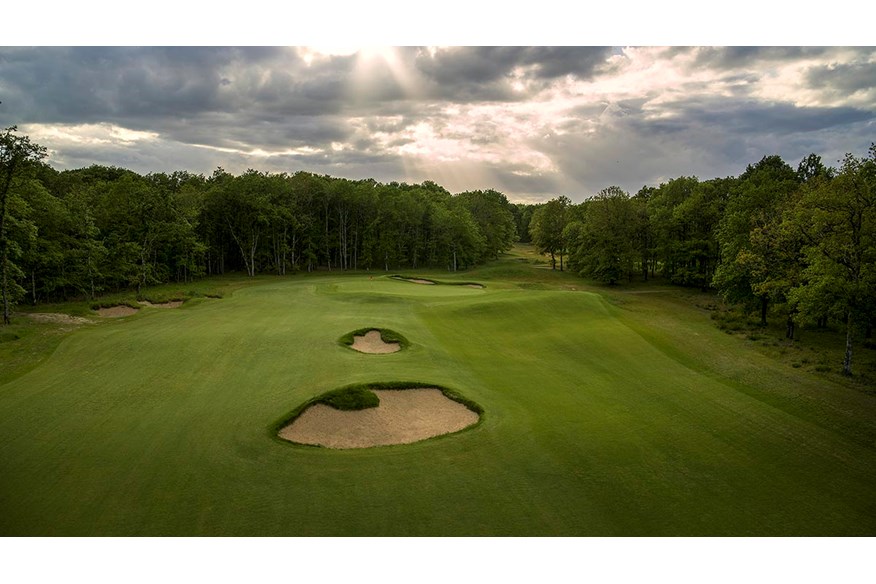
[[300, 46, 396, 66]]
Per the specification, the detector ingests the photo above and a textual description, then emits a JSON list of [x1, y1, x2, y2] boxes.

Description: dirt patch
[[350, 330, 401, 354], [279, 389, 479, 448], [95, 306, 139, 318], [19, 312, 91, 325], [138, 300, 184, 308]]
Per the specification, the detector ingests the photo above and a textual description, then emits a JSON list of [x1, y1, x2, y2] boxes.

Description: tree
[[566, 187, 637, 284], [787, 147, 876, 375], [1, 127, 47, 324], [456, 189, 516, 260], [529, 196, 571, 270], [713, 156, 799, 325]]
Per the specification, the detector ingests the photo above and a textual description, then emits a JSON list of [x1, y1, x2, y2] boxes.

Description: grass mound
[[319, 386, 381, 411], [338, 327, 410, 350]]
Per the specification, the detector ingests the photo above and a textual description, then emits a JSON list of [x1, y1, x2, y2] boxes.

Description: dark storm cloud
[[0, 47, 297, 124], [416, 47, 611, 82], [690, 46, 832, 69], [805, 61, 876, 94], [413, 46, 613, 101], [630, 98, 874, 137], [539, 92, 876, 199]]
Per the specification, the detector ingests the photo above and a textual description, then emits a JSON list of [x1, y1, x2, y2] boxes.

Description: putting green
[[0, 263, 874, 535]]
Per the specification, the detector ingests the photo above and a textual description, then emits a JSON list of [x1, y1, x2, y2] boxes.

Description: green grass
[[0, 248, 874, 535]]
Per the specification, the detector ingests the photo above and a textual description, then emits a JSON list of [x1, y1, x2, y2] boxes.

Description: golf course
[[1, 247, 874, 536]]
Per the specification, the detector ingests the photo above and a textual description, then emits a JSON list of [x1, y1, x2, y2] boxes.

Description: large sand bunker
[[279, 389, 480, 448], [351, 330, 401, 354], [95, 306, 138, 317]]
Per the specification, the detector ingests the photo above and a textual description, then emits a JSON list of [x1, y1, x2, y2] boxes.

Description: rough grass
[[710, 304, 876, 388], [0, 247, 874, 536]]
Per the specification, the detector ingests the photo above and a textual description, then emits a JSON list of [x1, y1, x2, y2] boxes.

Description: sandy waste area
[[95, 306, 139, 317], [20, 312, 91, 325], [138, 300, 184, 308], [279, 389, 479, 448], [350, 330, 400, 354]]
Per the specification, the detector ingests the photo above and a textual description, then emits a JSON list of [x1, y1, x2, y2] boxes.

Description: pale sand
[[138, 300, 184, 308], [394, 276, 435, 285], [279, 389, 479, 449], [350, 330, 400, 354], [95, 306, 138, 317], [20, 312, 91, 325], [465, 284, 484, 289]]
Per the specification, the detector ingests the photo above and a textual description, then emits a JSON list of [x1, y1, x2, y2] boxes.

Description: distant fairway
[[1, 252, 875, 535]]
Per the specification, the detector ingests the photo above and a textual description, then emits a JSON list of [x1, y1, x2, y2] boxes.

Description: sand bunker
[[21, 312, 90, 325], [465, 284, 484, 289], [138, 300, 183, 308], [279, 389, 479, 448], [393, 276, 435, 285], [350, 329, 401, 354], [95, 306, 138, 317]]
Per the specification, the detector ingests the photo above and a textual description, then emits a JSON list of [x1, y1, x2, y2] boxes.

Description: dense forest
[[526, 147, 876, 376], [2, 126, 874, 374]]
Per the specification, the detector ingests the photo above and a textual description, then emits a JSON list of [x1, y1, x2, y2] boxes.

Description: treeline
[[3, 125, 874, 374], [0, 127, 516, 317], [524, 148, 876, 375]]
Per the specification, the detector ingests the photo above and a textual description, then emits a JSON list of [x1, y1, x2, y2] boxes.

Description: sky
[[1, 46, 874, 204]]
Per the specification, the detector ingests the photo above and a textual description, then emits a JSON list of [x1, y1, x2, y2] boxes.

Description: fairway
[[1, 257, 875, 536]]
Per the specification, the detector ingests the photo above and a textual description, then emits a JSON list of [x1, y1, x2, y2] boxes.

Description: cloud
[[805, 61, 876, 96], [413, 46, 612, 101], [1, 46, 874, 202]]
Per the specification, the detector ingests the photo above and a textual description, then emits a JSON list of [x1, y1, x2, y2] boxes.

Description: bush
[[318, 387, 380, 411], [338, 327, 410, 350]]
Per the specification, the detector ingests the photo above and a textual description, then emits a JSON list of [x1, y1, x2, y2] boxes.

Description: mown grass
[[0, 247, 873, 535]]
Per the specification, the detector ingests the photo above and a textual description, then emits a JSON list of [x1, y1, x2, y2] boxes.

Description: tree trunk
[[31, 270, 37, 306], [550, 250, 556, 270], [843, 311, 853, 376]]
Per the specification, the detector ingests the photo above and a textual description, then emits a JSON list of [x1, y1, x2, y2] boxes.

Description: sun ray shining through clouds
[[1, 46, 874, 201]]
